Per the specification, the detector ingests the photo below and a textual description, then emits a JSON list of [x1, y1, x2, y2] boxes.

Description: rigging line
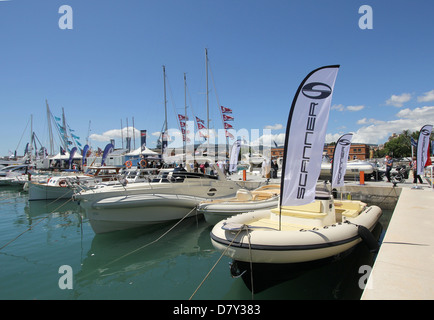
[[189, 226, 246, 300], [247, 230, 254, 300], [0, 197, 74, 251], [164, 73, 182, 132], [93, 206, 198, 274], [15, 116, 31, 152]]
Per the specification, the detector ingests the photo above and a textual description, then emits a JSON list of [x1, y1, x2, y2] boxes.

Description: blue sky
[[1, 0, 434, 156]]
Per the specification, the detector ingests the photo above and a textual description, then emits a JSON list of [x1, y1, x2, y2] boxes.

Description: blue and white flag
[[101, 143, 114, 166], [416, 125, 432, 175], [68, 147, 77, 169], [280, 65, 340, 206], [82, 144, 90, 166], [331, 133, 353, 188], [411, 136, 417, 147]]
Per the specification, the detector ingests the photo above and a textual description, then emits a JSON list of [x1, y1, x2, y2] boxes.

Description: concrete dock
[[360, 179, 434, 300]]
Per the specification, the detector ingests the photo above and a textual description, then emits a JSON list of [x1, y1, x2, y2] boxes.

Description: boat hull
[[86, 194, 204, 234], [231, 222, 383, 293], [86, 194, 207, 233], [28, 182, 74, 201], [198, 197, 279, 225], [76, 179, 241, 234]]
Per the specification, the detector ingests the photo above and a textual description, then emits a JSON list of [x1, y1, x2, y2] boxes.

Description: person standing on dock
[[411, 156, 423, 184], [385, 155, 393, 182]]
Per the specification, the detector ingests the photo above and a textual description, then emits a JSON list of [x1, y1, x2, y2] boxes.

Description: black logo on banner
[[421, 128, 431, 136], [338, 138, 352, 146], [302, 82, 332, 100]]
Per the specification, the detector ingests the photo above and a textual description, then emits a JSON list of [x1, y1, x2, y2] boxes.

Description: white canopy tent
[[126, 146, 159, 156], [49, 152, 83, 160]]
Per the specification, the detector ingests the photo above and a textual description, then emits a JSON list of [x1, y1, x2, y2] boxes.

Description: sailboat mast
[[205, 48, 210, 145], [46, 100, 54, 155], [61, 107, 68, 151], [86, 120, 91, 146], [121, 119, 124, 149], [132, 117, 136, 150], [184, 72, 187, 153], [30, 114, 33, 162], [162, 65, 168, 154]]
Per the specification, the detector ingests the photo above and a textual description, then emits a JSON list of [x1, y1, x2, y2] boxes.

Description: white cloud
[[396, 105, 434, 120], [385, 93, 412, 107], [331, 104, 365, 112], [331, 104, 344, 111], [269, 106, 434, 146], [325, 133, 344, 143], [264, 123, 283, 130], [89, 127, 141, 142], [417, 90, 434, 102], [351, 106, 434, 144], [346, 105, 365, 112], [417, 90, 434, 103], [356, 118, 384, 125]]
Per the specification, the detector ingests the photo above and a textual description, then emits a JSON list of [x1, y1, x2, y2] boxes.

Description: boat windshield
[[151, 168, 218, 183]]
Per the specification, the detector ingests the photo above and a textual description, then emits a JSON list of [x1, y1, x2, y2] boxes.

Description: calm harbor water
[[0, 186, 393, 300]]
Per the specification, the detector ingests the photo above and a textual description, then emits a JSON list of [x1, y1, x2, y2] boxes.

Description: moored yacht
[[74, 162, 243, 233]]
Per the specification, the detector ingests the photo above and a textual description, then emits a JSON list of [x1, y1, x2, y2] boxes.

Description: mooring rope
[[247, 230, 254, 300], [189, 224, 254, 300], [93, 206, 198, 273]]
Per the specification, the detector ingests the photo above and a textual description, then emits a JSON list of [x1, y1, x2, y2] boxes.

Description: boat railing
[[71, 168, 223, 196]]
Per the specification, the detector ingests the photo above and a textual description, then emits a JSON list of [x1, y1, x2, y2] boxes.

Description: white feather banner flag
[[280, 65, 340, 207]]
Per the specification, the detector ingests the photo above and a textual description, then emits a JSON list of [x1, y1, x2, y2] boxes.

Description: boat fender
[[357, 225, 379, 253]]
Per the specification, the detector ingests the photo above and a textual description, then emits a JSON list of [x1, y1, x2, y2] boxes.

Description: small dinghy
[[197, 184, 280, 225], [210, 191, 382, 265], [210, 191, 382, 292]]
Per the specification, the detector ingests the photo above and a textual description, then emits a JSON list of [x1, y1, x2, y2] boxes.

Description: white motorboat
[[74, 164, 243, 234], [197, 184, 280, 225], [28, 166, 123, 201], [211, 191, 382, 264], [0, 164, 33, 187], [320, 157, 375, 180]]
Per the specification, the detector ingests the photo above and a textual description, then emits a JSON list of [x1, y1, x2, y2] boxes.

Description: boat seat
[[334, 201, 365, 218], [271, 201, 327, 219], [251, 190, 279, 201], [236, 189, 253, 201]]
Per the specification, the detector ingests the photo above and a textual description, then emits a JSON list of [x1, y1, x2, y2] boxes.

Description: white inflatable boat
[[210, 191, 382, 265], [197, 184, 280, 225]]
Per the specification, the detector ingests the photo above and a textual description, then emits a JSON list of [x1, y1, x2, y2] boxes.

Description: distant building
[[271, 147, 284, 159], [324, 143, 371, 160]]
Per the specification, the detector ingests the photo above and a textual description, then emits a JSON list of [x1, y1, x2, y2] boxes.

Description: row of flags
[[220, 106, 235, 139], [175, 105, 236, 142], [54, 115, 82, 150]]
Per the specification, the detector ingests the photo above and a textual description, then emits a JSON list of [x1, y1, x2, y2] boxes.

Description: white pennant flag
[[280, 65, 340, 206], [229, 139, 241, 173], [331, 133, 353, 188], [416, 124, 433, 175]]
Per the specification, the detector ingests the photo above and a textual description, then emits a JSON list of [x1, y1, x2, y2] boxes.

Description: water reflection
[[75, 217, 215, 290]]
